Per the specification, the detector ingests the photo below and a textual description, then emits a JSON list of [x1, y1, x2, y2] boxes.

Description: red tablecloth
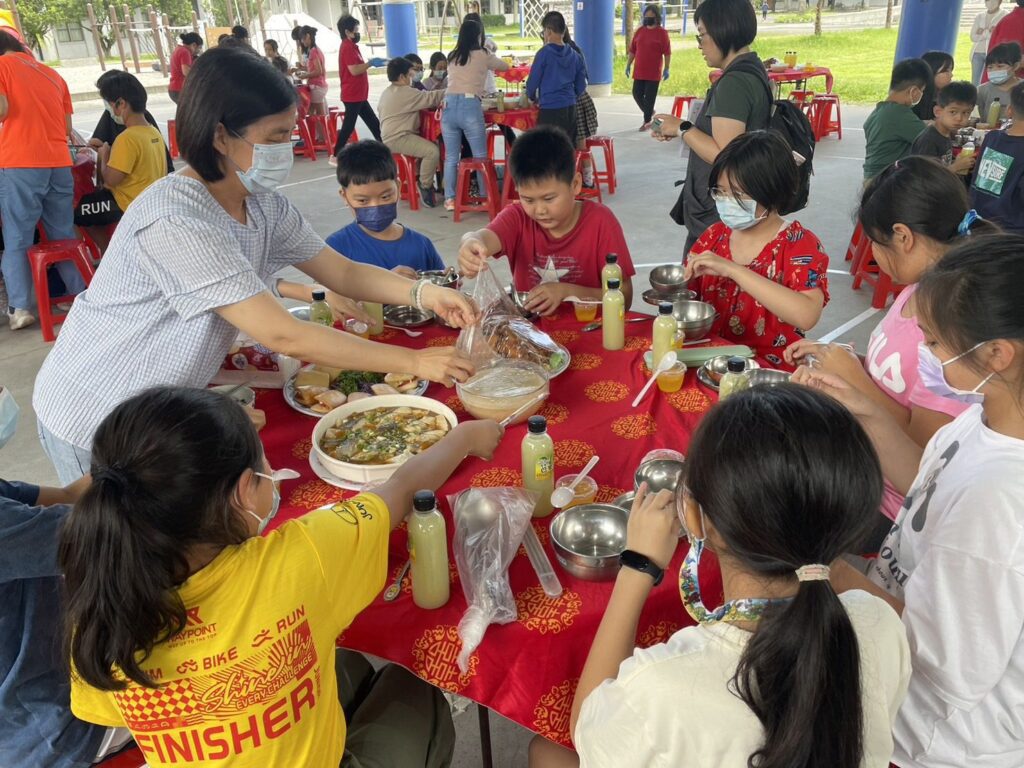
[[419, 106, 540, 142], [498, 64, 531, 84], [256, 308, 724, 746], [710, 65, 834, 93]]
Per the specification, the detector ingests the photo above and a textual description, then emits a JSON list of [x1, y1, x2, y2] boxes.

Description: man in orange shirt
[[0, 31, 85, 330]]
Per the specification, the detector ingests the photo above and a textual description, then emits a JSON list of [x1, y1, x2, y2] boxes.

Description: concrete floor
[[0, 86, 879, 767]]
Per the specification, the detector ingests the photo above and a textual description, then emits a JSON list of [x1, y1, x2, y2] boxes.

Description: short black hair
[[937, 81, 977, 108], [179, 32, 202, 46], [269, 55, 289, 74], [336, 140, 397, 187], [405, 52, 423, 66], [177, 46, 296, 182], [708, 130, 798, 214], [338, 15, 359, 35], [890, 58, 932, 91], [1012, 81, 1024, 114], [541, 10, 567, 34], [987, 42, 1022, 67], [217, 33, 230, 43], [0, 31, 25, 54], [693, 0, 757, 56], [96, 70, 148, 112], [231, 25, 249, 39], [509, 126, 575, 186], [387, 56, 414, 81], [642, 3, 661, 22], [429, 51, 446, 69], [291, 25, 303, 41]]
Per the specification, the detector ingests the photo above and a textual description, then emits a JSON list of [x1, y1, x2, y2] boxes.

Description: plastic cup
[[553, 474, 598, 509], [574, 302, 599, 322], [657, 361, 687, 393]]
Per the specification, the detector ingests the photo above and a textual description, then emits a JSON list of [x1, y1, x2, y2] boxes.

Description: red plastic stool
[[809, 93, 842, 140], [294, 122, 317, 161], [849, 233, 904, 309], [585, 135, 617, 195], [301, 115, 336, 156], [393, 154, 421, 211], [486, 124, 510, 168], [166, 119, 179, 159], [28, 240, 95, 342], [845, 222, 869, 268], [671, 95, 697, 119], [501, 167, 520, 208], [574, 150, 602, 203], [453, 159, 500, 222]]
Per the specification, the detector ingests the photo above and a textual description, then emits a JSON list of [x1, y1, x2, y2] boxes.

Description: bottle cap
[[312, 289, 326, 301], [413, 490, 436, 512], [658, 302, 673, 315], [726, 357, 746, 373], [527, 415, 547, 434], [607, 278, 621, 290], [605, 253, 618, 264]]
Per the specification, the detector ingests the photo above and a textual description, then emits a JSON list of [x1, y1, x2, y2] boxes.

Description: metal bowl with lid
[[650, 264, 689, 295], [550, 504, 629, 581]]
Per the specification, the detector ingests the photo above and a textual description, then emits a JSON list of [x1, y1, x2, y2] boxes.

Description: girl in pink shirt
[[786, 158, 996, 519]]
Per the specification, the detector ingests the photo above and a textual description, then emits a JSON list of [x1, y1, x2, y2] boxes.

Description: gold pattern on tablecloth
[[568, 352, 603, 371], [471, 466, 523, 487], [538, 402, 569, 425], [515, 587, 582, 635], [426, 335, 460, 347], [611, 413, 657, 439], [638, 620, 681, 648], [411, 625, 477, 693], [532, 678, 579, 744], [291, 437, 312, 459], [667, 388, 711, 413], [530, 520, 550, 546], [554, 440, 596, 469], [583, 380, 629, 403], [596, 485, 628, 504], [549, 330, 579, 346], [288, 480, 340, 510], [444, 395, 467, 414], [624, 335, 651, 352], [388, 561, 413, 596], [374, 329, 397, 342]]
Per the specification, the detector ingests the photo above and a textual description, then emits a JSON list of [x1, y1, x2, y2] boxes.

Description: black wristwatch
[[619, 550, 664, 586], [679, 120, 693, 134]]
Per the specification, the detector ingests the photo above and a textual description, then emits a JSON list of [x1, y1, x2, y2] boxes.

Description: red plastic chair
[[392, 153, 421, 211], [486, 124, 510, 169], [574, 150, 602, 203], [300, 114, 337, 157], [166, 119, 179, 159], [501, 166, 520, 208], [453, 159, 500, 222], [28, 240, 96, 342], [671, 95, 697, 119], [849, 231, 904, 309], [809, 93, 843, 141], [585, 135, 617, 195]]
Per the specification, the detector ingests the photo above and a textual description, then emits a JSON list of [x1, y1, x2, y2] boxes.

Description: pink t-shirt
[[306, 46, 328, 88], [865, 284, 968, 519]]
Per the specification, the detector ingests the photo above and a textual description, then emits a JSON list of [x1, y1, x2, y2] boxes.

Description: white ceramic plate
[[308, 449, 365, 492], [284, 365, 429, 417]]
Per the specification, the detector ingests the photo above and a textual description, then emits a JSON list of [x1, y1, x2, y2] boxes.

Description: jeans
[[442, 94, 487, 200], [971, 52, 987, 86], [335, 101, 382, 156], [632, 79, 661, 124], [0, 167, 85, 312], [37, 419, 92, 485]]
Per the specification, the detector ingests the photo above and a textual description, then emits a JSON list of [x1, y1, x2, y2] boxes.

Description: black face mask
[[644, 17, 656, 26], [351, 32, 361, 43]]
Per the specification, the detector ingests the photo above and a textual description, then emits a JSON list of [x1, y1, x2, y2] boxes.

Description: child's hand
[[325, 290, 372, 324], [783, 338, 821, 366], [791, 367, 877, 421], [626, 482, 680, 570], [790, 341, 865, 384], [951, 151, 976, 175], [683, 252, 735, 281], [391, 265, 418, 279], [458, 234, 490, 277], [524, 282, 567, 316], [453, 419, 505, 460]]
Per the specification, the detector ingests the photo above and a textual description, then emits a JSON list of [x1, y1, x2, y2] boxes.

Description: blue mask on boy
[[355, 202, 398, 232]]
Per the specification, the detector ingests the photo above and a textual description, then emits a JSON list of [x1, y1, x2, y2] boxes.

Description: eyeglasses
[[695, 33, 704, 46], [710, 187, 753, 203]]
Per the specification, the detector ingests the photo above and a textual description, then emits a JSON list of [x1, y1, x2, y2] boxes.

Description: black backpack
[[730, 58, 817, 214]]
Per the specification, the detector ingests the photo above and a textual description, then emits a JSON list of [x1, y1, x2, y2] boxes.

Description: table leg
[[477, 704, 494, 768]]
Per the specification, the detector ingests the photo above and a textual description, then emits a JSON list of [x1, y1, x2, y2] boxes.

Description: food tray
[[284, 365, 428, 417]]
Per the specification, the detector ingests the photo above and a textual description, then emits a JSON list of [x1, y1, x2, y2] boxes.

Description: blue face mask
[[232, 134, 294, 193], [0, 387, 19, 450], [248, 469, 300, 534], [917, 342, 994, 405], [355, 202, 398, 232], [714, 194, 767, 231], [104, 100, 125, 126], [988, 69, 1011, 85]]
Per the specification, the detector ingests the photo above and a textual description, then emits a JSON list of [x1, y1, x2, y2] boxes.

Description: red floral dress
[[690, 221, 830, 369]]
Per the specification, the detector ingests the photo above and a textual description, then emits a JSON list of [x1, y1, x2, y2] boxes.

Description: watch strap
[[619, 549, 664, 586]]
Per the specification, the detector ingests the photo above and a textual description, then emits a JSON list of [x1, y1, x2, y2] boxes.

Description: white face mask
[[246, 468, 300, 534], [0, 387, 19, 449], [917, 342, 994, 405], [232, 133, 294, 193]]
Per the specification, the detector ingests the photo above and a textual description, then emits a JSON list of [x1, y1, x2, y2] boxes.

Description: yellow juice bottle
[[601, 253, 623, 292], [408, 490, 450, 609], [602, 278, 625, 351], [309, 289, 334, 327], [651, 302, 677, 370], [718, 357, 751, 400], [522, 416, 554, 518]]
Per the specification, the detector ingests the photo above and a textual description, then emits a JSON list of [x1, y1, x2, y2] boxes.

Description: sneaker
[[328, 155, 338, 168], [639, 122, 652, 131], [444, 198, 455, 212], [8, 308, 36, 330], [419, 185, 437, 208], [583, 179, 596, 189]]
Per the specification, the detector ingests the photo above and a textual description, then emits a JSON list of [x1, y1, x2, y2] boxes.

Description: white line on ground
[[279, 174, 337, 189], [818, 307, 880, 343]]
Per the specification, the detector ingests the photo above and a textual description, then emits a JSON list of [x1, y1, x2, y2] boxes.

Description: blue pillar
[[575, 0, 615, 96], [894, 0, 965, 61], [382, 0, 418, 59]]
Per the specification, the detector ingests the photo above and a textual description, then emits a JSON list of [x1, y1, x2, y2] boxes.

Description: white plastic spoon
[[383, 324, 424, 337], [550, 454, 601, 508], [632, 351, 678, 408]]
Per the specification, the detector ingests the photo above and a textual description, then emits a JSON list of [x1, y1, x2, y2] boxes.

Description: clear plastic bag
[[447, 486, 536, 674]]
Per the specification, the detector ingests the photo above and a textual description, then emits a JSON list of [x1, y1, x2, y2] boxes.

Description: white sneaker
[[8, 309, 36, 330], [328, 155, 338, 167], [444, 198, 456, 212]]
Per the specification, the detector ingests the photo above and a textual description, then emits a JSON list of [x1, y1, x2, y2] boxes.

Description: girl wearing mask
[[625, 4, 671, 130], [785, 157, 997, 520], [682, 131, 829, 368], [970, 0, 1007, 84], [32, 47, 478, 484], [796, 233, 1024, 768], [530, 385, 910, 767], [422, 51, 448, 91]]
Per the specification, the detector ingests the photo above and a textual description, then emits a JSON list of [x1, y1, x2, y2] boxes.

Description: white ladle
[[632, 351, 678, 408], [550, 454, 600, 509]]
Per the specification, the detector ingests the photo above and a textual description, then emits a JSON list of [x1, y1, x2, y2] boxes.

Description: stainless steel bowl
[[642, 287, 696, 306], [550, 504, 628, 581], [509, 285, 540, 321], [669, 300, 716, 340], [650, 264, 689, 295], [702, 355, 760, 385], [419, 268, 461, 290], [634, 459, 685, 494], [383, 304, 435, 327], [747, 368, 792, 387], [288, 305, 311, 322], [611, 491, 636, 512]]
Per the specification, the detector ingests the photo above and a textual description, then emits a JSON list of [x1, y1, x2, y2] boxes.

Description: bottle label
[[536, 455, 553, 481]]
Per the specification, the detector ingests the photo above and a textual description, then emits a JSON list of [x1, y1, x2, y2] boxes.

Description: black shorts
[[74, 189, 123, 227]]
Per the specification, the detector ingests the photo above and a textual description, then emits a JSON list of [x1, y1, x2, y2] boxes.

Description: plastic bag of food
[[456, 268, 568, 376], [448, 486, 536, 674], [640, 449, 686, 465]]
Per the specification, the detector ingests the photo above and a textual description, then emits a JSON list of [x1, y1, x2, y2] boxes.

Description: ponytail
[[60, 387, 261, 690]]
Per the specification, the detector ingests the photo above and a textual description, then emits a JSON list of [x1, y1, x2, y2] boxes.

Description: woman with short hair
[[168, 31, 201, 104]]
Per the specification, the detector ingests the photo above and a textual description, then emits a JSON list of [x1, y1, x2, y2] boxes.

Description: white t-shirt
[[575, 591, 910, 767], [870, 404, 1024, 768]]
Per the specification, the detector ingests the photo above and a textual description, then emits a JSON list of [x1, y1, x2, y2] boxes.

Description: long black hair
[[709, 130, 798, 214], [685, 385, 882, 768], [449, 18, 483, 66], [60, 387, 262, 690], [913, 50, 955, 120]]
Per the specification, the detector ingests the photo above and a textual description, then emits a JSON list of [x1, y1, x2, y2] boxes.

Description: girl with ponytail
[[530, 385, 911, 768], [785, 156, 999, 520]]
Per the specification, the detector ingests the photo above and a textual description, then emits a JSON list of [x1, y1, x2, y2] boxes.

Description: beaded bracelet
[[411, 279, 429, 312]]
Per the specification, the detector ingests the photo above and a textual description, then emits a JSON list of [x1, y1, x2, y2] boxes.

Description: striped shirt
[[33, 174, 325, 449]]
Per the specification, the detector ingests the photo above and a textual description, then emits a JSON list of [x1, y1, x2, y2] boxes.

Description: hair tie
[[795, 564, 830, 582], [958, 209, 980, 237], [94, 465, 132, 489]]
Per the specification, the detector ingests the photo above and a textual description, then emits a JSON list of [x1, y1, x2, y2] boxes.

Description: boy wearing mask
[[863, 58, 932, 179], [978, 42, 1022, 125]]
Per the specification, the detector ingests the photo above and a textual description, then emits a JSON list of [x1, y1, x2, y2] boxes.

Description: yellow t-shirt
[[106, 124, 167, 211], [71, 493, 390, 768]]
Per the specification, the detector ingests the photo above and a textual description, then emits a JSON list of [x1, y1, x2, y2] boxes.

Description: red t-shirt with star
[[487, 201, 635, 292], [690, 220, 830, 369]]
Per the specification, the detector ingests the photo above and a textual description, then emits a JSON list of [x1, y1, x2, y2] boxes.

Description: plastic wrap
[[448, 486, 536, 673]]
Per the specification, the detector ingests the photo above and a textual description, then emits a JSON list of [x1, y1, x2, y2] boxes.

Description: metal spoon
[[384, 324, 424, 337], [581, 317, 652, 332], [383, 559, 411, 601]]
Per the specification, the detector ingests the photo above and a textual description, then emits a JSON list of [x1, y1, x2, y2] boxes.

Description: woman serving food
[[33, 46, 478, 484]]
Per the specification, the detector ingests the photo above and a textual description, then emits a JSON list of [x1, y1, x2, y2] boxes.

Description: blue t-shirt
[[325, 222, 445, 272], [0, 481, 106, 767], [970, 131, 1024, 235]]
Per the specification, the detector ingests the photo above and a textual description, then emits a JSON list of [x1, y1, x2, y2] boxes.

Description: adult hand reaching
[[650, 113, 681, 141], [662, 68, 670, 81], [791, 367, 879, 421], [413, 347, 475, 387], [422, 284, 479, 328], [325, 290, 373, 324]]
